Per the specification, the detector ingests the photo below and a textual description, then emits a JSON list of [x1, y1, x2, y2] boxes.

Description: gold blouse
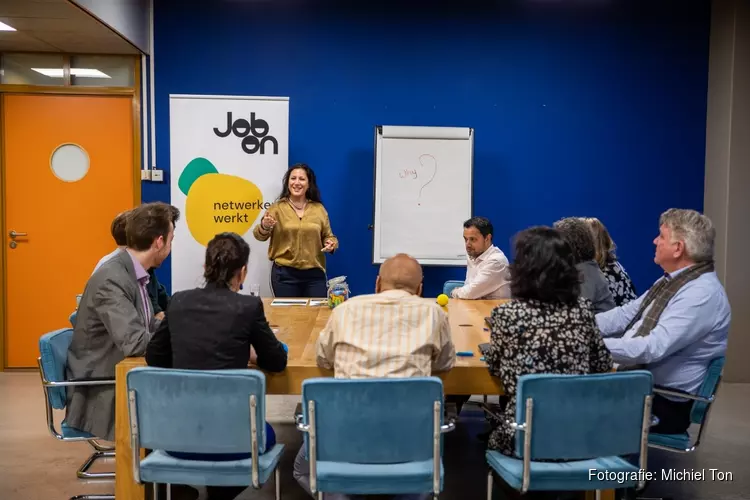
[[252, 200, 338, 272]]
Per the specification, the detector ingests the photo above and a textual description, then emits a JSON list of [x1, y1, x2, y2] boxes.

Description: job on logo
[[214, 111, 279, 155]]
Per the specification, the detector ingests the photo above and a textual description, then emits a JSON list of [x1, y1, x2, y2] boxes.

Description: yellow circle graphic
[[186, 173, 264, 246]]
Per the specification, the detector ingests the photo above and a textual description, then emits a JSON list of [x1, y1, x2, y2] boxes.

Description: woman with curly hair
[[583, 217, 638, 306], [484, 226, 613, 459], [253, 163, 338, 298], [553, 217, 615, 313]]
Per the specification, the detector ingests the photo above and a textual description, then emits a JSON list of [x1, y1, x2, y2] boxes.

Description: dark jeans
[[164, 424, 277, 500], [651, 393, 693, 434], [446, 395, 471, 416], [272, 263, 327, 298]]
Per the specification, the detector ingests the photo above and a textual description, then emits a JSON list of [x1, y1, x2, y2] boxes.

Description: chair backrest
[[691, 356, 724, 424], [442, 280, 464, 296], [38, 328, 75, 410], [126, 367, 269, 454], [514, 371, 653, 461], [302, 377, 443, 464], [69, 311, 77, 327], [302, 377, 444, 464]]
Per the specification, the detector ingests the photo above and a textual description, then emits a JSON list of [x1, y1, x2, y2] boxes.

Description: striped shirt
[[316, 289, 456, 378]]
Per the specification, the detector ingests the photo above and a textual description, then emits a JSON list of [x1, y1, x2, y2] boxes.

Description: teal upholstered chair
[[442, 280, 464, 297], [486, 371, 653, 499], [69, 311, 77, 327], [295, 377, 456, 499], [648, 356, 725, 453], [126, 367, 284, 499], [636, 358, 725, 500], [38, 328, 115, 500]]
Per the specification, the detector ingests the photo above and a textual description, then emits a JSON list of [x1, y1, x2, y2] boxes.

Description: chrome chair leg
[[70, 495, 114, 500], [89, 439, 115, 452], [487, 470, 493, 500], [166, 483, 172, 500], [275, 467, 281, 500], [77, 449, 116, 479], [317, 492, 323, 500], [154, 483, 160, 500]]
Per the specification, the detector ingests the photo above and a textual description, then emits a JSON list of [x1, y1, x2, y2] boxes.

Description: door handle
[[9, 230, 27, 239]]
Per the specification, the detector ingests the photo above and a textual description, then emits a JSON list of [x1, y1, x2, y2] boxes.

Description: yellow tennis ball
[[436, 294, 449, 306]]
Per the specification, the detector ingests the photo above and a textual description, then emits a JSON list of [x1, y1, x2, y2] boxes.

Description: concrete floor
[[1, 372, 748, 500]]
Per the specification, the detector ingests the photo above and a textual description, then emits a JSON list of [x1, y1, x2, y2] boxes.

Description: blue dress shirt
[[596, 268, 730, 396]]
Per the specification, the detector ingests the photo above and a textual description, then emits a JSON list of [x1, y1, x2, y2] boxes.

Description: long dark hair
[[277, 163, 322, 203], [203, 232, 250, 288], [509, 226, 581, 305]]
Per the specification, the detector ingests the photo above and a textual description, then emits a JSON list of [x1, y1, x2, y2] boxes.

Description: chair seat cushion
[[486, 451, 640, 491], [649, 432, 691, 450], [61, 421, 96, 439], [140, 444, 284, 487], [317, 458, 443, 494]]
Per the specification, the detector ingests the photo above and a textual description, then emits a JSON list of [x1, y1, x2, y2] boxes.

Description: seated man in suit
[[450, 217, 511, 300], [93, 209, 170, 320], [597, 208, 731, 435], [293, 253, 456, 500], [66, 201, 179, 441]]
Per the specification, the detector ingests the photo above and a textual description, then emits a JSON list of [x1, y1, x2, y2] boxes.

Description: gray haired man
[[596, 208, 730, 434]]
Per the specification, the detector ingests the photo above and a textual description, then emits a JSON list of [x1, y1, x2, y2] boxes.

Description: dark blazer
[[577, 260, 616, 314], [146, 268, 169, 314], [66, 250, 157, 441], [146, 283, 288, 372]]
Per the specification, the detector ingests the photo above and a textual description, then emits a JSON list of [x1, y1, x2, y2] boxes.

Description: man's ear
[[674, 240, 686, 260], [375, 276, 381, 293], [153, 235, 164, 251], [417, 283, 423, 297]]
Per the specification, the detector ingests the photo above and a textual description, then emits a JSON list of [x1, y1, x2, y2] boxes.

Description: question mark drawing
[[417, 154, 437, 206]]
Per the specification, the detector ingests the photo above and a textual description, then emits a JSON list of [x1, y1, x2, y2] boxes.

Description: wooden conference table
[[114, 298, 611, 500]]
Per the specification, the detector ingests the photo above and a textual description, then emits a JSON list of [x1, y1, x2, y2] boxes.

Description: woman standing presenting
[[253, 163, 338, 297]]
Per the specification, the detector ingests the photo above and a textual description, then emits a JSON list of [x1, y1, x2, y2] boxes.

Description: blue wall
[[148, 0, 711, 297]]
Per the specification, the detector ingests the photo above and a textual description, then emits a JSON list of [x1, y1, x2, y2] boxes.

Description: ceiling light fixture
[[31, 68, 111, 78], [0, 21, 16, 31], [71, 68, 111, 78]]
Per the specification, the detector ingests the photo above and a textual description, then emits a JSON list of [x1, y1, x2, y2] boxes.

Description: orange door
[[3, 94, 135, 368]]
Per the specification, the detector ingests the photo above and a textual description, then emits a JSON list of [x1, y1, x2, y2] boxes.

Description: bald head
[[377, 253, 423, 295]]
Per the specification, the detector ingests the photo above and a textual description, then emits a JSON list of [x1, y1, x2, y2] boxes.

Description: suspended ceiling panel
[[0, 0, 139, 54]]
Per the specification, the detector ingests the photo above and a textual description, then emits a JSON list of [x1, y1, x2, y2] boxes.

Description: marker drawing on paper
[[417, 154, 437, 206]]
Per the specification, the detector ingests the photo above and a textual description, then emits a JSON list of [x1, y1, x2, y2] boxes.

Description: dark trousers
[[446, 395, 471, 415], [272, 263, 327, 298], [651, 393, 693, 434]]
